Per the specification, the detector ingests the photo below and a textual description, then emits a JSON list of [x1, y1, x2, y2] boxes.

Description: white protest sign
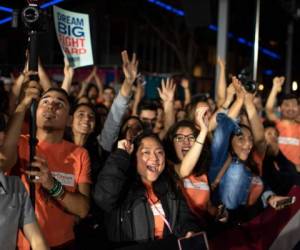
[[53, 6, 93, 68]]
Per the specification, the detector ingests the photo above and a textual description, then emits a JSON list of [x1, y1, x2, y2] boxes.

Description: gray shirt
[[98, 92, 130, 152], [0, 171, 36, 250]]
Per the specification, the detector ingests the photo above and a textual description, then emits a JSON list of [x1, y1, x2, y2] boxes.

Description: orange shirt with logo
[[181, 174, 210, 217], [13, 135, 91, 249], [276, 120, 300, 166]]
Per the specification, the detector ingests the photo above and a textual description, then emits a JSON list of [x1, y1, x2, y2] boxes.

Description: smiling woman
[[93, 132, 201, 248]]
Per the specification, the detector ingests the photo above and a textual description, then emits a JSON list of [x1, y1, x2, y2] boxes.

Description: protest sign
[[53, 6, 93, 68]]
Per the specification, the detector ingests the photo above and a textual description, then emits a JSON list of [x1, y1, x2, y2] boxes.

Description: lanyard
[[148, 198, 173, 234]]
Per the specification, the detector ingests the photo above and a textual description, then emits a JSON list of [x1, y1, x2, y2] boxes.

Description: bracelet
[[48, 178, 65, 198], [195, 140, 204, 145]]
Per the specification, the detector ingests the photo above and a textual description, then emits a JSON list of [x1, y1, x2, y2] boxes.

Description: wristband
[[195, 140, 204, 145]]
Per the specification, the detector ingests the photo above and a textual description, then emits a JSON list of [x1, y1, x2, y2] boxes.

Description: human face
[[124, 118, 143, 142], [37, 91, 70, 131], [88, 86, 98, 100], [136, 137, 165, 185], [264, 127, 278, 145], [173, 127, 195, 161], [231, 127, 253, 161], [103, 88, 115, 103], [139, 110, 157, 131], [280, 99, 299, 120], [72, 105, 96, 135]]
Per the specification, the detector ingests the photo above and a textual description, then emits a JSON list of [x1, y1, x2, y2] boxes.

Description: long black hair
[[229, 124, 260, 175], [129, 132, 179, 198]]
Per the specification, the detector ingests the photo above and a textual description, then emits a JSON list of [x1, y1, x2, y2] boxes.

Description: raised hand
[[226, 83, 236, 100], [19, 80, 41, 109], [64, 57, 74, 80], [117, 139, 134, 154], [157, 78, 176, 103], [180, 78, 189, 90], [232, 76, 246, 101], [195, 106, 209, 134], [272, 76, 285, 92], [121, 50, 138, 84], [217, 57, 226, 70]]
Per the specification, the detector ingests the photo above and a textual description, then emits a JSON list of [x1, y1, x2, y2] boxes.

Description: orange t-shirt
[[13, 135, 91, 249], [276, 120, 300, 166], [145, 185, 165, 239], [181, 174, 210, 217]]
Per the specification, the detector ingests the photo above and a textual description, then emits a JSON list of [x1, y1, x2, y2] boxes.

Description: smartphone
[[178, 232, 209, 250], [275, 196, 296, 209]]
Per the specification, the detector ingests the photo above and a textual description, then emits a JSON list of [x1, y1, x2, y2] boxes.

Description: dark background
[[0, 0, 299, 96]]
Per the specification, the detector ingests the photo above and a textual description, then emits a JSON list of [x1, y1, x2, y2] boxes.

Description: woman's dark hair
[[229, 124, 259, 175], [129, 132, 179, 198], [186, 94, 209, 122], [119, 116, 144, 140], [86, 83, 99, 97], [65, 103, 97, 145], [164, 120, 210, 176]]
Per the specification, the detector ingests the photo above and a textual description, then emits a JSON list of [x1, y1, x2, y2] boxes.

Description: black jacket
[[93, 149, 200, 245]]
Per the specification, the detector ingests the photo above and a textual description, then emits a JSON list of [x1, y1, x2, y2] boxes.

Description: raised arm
[[98, 50, 138, 152], [216, 57, 227, 108], [180, 78, 191, 107], [38, 59, 52, 91], [175, 107, 209, 178], [208, 82, 235, 132], [158, 78, 176, 140], [61, 57, 74, 94], [244, 92, 266, 155], [0, 80, 41, 172], [227, 77, 245, 119], [132, 80, 145, 116], [265, 76, 285, 122], [93, 67, 104, 100], [77, 68, 95, 98]]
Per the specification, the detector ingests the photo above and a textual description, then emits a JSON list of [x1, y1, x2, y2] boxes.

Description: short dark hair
[[278, 93, 298, 106], [41, 87, 71, 106], [137, 101, 158, 115]]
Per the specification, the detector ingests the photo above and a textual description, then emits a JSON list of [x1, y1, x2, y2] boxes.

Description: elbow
[[78, 202, 90, 219]]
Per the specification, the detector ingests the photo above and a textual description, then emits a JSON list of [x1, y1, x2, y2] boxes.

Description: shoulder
[[5, 175, 26, 194]]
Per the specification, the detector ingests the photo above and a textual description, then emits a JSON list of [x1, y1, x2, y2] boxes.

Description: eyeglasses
[[174, 134, 195, 143]]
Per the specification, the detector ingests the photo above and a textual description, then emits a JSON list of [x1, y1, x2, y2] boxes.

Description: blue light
[[263, 69, 274, 76], [0, 6, 13, 13], [237, 37, 246, 44], [0, 16, 12, 25], [147, 0, 185, 16], [147, 0, 281, 60], [40, 0, 64, 9], [209, 24, 218, 31]]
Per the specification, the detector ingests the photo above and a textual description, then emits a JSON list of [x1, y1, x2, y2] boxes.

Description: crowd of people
[[0, 50, 299, 250]]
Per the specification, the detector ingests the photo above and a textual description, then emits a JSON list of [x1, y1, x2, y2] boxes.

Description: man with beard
[[0, 80, 91, 249], [266, 76, 300, 172]]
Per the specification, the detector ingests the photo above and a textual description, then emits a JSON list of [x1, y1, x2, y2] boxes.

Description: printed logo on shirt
[[183, 178, 210, 191], [278, 137, 300, 146], [52, 172, 75, 187], [151, 202, 166, 216], [251, 176, 263, 185]]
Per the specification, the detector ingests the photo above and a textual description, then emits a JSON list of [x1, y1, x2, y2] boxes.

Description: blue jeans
[[209, 113, 252, 209]]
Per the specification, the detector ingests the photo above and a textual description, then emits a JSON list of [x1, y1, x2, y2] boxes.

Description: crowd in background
[[0, 50, 299, 250]]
